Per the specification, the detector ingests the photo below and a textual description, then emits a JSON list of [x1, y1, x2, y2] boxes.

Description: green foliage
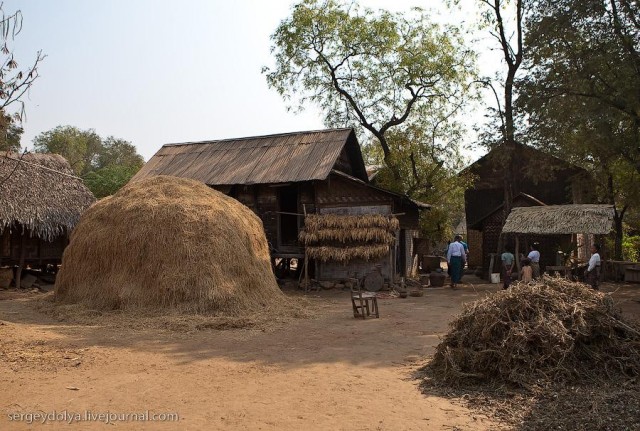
[[33, 125, 144, 198], [83, 165, 141, 199], [0, 110, 22, 152], [362, 125, 474, 244], [265, 0, 476, 176], [266, 0, 477, 241], [520, 0, 640, 257], [33, 126, 102, 176]]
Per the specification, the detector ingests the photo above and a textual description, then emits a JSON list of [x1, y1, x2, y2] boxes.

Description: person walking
[[527, 243, 541, 279], [446, 235, 466, 289], [585, 244, 601, 290], [501, 245, 515, 289]]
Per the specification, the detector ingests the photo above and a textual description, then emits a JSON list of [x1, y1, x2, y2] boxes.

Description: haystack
[[427, 277, 640, 387], [55, 175, 288, 314], [299, 214, 398, 262]]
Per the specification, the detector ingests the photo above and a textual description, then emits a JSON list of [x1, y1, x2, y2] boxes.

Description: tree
[[0, 109, 22, 152], [264, 0, 476, 181], [362, 124, 474, 244], [0, 5, 45, 145], [519, 0, 640, 258], [461, 0, 528, 232], [33, 126, 102, 176], [33, 126, 144, 198]]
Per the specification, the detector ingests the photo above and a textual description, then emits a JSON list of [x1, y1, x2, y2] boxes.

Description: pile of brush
[[427, 277, 640, 387]]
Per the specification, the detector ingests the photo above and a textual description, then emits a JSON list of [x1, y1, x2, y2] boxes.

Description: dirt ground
[[1, 277, 639, 431]]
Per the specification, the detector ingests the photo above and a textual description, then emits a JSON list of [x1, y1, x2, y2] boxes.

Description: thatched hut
[[55, 176, 290, 313], [462, 143, 592, 277], [0, 152, 95, 287], [501, 204, 615, 275]]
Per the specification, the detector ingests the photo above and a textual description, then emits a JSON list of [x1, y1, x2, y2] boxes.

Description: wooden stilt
[[515, 235, 521, 280], [16, 232, 26, 289]]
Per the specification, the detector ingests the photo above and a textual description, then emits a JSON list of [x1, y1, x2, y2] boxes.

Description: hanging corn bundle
[[300, 213, 398, 262]]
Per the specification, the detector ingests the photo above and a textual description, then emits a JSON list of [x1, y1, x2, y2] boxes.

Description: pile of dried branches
[[426, 277, 640, 387]]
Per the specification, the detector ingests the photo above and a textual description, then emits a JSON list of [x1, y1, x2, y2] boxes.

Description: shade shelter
[[0, 153, 95, 287], [501, 204, 615, 276]]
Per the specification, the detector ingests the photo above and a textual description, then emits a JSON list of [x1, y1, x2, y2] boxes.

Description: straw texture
[[55, 175, 290, 314], [502, 204, 614, 234], [0, 153, 95, 240]]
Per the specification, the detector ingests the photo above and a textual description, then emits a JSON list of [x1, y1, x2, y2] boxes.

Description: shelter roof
[[502, 204, 615, 234], [0, 153, 95, 240]]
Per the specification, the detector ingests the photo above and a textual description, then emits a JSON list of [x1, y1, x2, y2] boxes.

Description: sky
[[3, 0, 496, 162]]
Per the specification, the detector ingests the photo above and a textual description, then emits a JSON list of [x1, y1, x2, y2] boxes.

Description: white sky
[[4, 0, 500, 161]]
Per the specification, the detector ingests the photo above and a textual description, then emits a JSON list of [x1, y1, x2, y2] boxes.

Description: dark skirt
[[449, 256, 463, 284]]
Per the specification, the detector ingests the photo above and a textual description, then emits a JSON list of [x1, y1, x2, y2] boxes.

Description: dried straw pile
[[55, 176, 290, 314], [299, 214, 398, 262], [428, 277, 640, 387]]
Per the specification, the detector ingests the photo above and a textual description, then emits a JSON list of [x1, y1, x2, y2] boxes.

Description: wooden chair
[[349, 275, 379, 319]]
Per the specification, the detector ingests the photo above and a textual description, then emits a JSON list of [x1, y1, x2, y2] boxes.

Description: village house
[[132, 128, 429, 282], [0, 153, 95, 288], [463, 143, 592, 277]]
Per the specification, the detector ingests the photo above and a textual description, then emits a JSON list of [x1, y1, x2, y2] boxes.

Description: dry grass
[[55, 176, 296, 317], [300, 213, 397, 262], [419, 276, 640, 430], [34, 293, 312, 332], [424, 276, 640, 388]]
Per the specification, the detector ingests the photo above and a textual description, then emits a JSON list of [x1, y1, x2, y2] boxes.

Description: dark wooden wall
[[0, 227, 67, 266]]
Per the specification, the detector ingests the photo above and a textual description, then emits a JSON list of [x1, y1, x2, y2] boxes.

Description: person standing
[[447, 235, 466, 289], [527, 243, 541, 279], [521, 258, 533, 283], [501, 245, 515, 289], [586, 244, 601, 290]]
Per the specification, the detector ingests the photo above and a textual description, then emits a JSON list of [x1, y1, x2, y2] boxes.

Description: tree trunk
[[613, 213, 624, 260]]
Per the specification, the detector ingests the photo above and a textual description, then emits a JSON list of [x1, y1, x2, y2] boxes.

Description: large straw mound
[[428, 277, 640, 387], [55, 175, 291, 315]]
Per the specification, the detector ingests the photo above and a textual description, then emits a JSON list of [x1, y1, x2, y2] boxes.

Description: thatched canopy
[[0, 153, 95, 241], [300, 214, 398, 262], [502, 204, 614, 235]]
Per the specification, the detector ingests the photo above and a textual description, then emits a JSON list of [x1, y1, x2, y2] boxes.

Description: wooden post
[[304, 251, 309, 292], [515, 235, 521, 280], [16, 232, 26, 289]]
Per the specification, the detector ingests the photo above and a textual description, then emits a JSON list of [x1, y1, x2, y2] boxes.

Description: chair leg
[[372, 297, 379, 318]]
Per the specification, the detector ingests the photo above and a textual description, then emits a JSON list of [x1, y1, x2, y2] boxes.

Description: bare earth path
[[1, 280, 638, 430]]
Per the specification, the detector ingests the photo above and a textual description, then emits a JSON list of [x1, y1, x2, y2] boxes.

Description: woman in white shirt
[[585, 244, 601, 290]]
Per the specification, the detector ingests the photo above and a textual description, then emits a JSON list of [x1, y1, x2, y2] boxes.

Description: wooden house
[[0, 153, 95, 287], [132, 128, 429, 281], [463, 143, 591, 276]]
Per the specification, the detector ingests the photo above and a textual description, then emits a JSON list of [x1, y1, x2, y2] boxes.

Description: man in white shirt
[[447, 235, 466, 289], [586, 244, 601, 290]]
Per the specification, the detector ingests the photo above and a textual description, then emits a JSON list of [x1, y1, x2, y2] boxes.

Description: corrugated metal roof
[[132, 128, 364, 185]]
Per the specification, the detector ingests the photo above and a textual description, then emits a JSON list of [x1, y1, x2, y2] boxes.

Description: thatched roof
[[0, 153, 95, 241], [502, 204, 614, 235]]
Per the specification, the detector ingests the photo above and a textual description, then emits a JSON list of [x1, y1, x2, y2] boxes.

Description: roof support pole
[[16, 232, 26, 289], [515, 235, 521, 280]]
